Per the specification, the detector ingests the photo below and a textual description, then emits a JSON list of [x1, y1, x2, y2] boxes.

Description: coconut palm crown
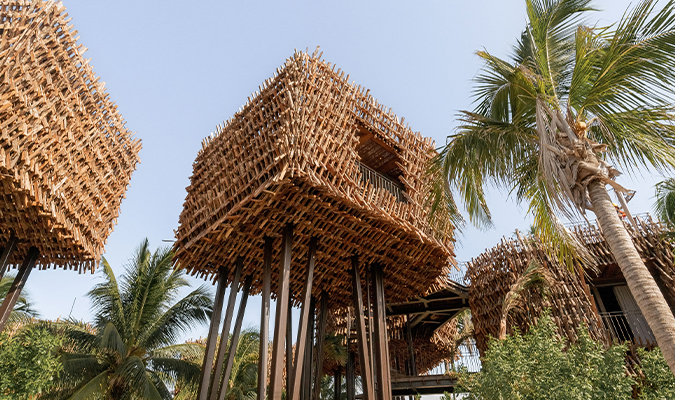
[[432, 0, 675, 372], [44, 239, 213, 399]]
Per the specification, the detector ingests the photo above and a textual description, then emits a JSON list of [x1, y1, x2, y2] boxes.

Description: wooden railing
[[356, 161, 407, 203]]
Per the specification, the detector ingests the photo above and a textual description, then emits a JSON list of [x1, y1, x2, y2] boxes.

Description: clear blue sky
[[23, 0, 666, 361]]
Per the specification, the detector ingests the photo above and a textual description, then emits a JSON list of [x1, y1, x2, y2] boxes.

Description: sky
[[20, 0, 670, 384]]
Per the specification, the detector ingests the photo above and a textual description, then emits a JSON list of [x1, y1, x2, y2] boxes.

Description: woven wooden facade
[[466, 216, 674, 355], [174, 51, 454, 307], [0, 0, 141, 271]]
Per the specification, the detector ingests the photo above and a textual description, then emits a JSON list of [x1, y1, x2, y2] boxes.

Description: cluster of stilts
[[195, 223, 397, 400]]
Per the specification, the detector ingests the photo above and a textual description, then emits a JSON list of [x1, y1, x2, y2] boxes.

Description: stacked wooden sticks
[[466, 215, 674, 355], [174, 50, 455, 308], [0, 0, 140, 271], [176, 51, 457, 399]]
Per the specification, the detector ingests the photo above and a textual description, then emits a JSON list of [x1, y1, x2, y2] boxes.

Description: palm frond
[[149, 357, 201, 387], [112, 355, 164, 400], [500, 260, 556, 339], [655, 178, 675, 225], [88, 258, 127, 338], [137, 285, 212, 350], [66, 370, 108, 400], [100, 322, 127, 358]]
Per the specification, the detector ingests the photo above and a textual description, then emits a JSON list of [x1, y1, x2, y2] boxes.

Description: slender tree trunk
[[588, 180, 675, 374]]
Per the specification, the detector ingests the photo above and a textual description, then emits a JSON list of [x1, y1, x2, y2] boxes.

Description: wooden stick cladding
[[174, 50, 455, 307], [0, 1, 141, 272], [466, 215, 675, 355]]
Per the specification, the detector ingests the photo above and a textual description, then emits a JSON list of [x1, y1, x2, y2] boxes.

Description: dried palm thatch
[[0, 0, 141, 271], [466, 215, 675, 355], [174, 50, 455, 307]]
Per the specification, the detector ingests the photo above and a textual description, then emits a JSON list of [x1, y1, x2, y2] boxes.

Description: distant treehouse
[[174, 51, 455, 400]]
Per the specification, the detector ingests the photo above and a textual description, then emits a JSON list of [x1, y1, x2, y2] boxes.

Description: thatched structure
[[174, 50, 454, 306], [466, 215, 673, 355], [174, 51, 456, 400], [0, 0, 141, 271]]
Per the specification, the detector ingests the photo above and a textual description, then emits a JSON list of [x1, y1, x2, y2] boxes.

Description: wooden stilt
[[372, 264, 392, 400], [334, 366, 343, 400], [405, 314, 417, 376], [217, 275, 253, 400], [270, 224, 293, 399], [301, 297, 315, 400], [209, 258, 244, 400], [365, 267, 376, 394], [351, 256, 374, 400], [0, 235, 17, 281], [286, 291, 293, 395], [312, 291, 329, 400], [346, 348, 355, 400], [0, 247, 38, 332], [196, 266, 228, 400], [346, 309, 355, 400], [290, 237, 317, 400], [258, 237, 273, 400]]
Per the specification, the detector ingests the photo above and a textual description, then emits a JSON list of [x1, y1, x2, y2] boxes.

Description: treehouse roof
[[174, 51, 455, 307], [0, 1, 141, 271]]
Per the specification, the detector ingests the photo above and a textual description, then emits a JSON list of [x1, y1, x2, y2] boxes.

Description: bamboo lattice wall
[[466, 216, 674, 355], [174, 50, 455, 307], [0, 1, 141, 271]]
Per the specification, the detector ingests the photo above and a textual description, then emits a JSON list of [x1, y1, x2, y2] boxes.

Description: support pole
[[209, 258, 243, 400], [334, 366, 343, 400], [286, 291, 293, 395], [405, 314, 417, 376], [270, 224, 293, 399], [346, 309, 355, 400], [196, 266, 228, 400], [372, 264, 392, 400], [0, 247, 38, 332], [351, 256, 374, 400], [257, 237, 273, 400], [301, 297, 315, 400], [217, 275, 253, 400], [365, 267, 376, 393], [312, 291, 329, 400], [290, 237, 317, 400], [0, 235, 17, 281]]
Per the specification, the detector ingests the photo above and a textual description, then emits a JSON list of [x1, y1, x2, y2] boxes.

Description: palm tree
[[441, 309, 475, 372], [499, 261, 553, 339], [0, 274, 38, 328], [43, 239, 213, 399], [655, 178, 675, 236], [432, 0, 675, 372], [221, 329, 260, 400], [172, 329, 261, 400]]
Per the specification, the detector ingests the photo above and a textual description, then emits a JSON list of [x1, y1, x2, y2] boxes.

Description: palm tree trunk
[[588, 180, 675, 374]]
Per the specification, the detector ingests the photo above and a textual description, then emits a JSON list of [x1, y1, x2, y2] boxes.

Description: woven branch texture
[[466, 216, 675, 355], [0, 1, 141, 271], [174, 51, 455, 307]]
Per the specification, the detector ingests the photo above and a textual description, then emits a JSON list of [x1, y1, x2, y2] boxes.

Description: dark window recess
[[596, 286, 634, 342], [354, 123, 407, 202]]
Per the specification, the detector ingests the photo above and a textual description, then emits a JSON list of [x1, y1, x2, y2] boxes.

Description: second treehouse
[[173, 51, 455, 400]]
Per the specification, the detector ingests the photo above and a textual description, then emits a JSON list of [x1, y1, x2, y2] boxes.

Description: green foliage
[[460, 314, 675, 399], [39, 239, 213, 399], [0, 326, 63, 399], [0, 274, 39, 327], [636, 348, 675, 399], [460, 313, 635, 400], [654, 178, 675, 240], [431, 0, 675, 264]]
